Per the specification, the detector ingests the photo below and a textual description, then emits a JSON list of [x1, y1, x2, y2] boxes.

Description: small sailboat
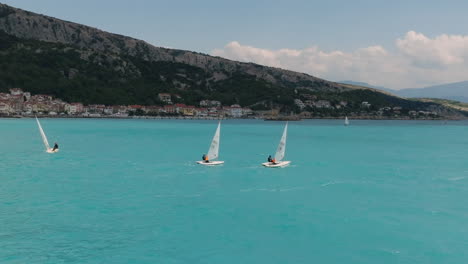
[[262, 122, 291, 168], [344, 116, 349, 126], [35, 116, 59, 153], [197, 121, 224, 166]]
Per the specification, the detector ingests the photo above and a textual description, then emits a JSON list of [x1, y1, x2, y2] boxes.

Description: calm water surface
[[1, 118, 468, 263]]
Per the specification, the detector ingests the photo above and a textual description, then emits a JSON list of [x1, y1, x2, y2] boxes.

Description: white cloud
[[211, 31, 468, 89], [397, 31, 468, 66]]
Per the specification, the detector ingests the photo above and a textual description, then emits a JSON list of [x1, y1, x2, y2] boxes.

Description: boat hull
[[262, 161, 291, 168], [46, 148, 59, 153], [197, 160, 224, 166]]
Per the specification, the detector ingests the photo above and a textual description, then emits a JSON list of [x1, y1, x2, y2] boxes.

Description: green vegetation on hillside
[[0, 31, 290, 107], [0, 30, 297, 110], [0, 30, 460, 117], [415, 98, 468, 112]]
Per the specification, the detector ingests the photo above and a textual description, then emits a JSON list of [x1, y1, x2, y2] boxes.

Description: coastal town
[[0, 88, 254, 118], [0, 88, 441, 119]]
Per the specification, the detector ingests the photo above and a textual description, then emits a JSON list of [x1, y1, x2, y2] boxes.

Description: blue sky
[[3, 0, 467, 52], [3, 0, 468, 88]]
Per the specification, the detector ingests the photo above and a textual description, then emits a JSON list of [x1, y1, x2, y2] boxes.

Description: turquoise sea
[[1, 118, 468, 263]]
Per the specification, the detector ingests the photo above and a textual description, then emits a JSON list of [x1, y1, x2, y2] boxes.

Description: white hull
[[46, 148, 59, 154], [197, 160, 224, 166], [262, 161, 291, 168]]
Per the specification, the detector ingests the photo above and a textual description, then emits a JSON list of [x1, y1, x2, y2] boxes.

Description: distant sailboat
[[262, 122, 291, 168], [344, 116, 349, 126], [197, 121, 224, 165], [35, 116, 58, 153]]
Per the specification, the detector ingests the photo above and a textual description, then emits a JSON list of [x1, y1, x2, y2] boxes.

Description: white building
[[314, 100, 332, 108], [65, 103, 84, 115], [9, 88, 23, 96], [294, 99, 306, 110], [361, 101, 371, 108], [0, 102, 11, 114], [222, 104, 243, 118], [200, 100, 222, 107], [242, 107, 253, 116], [23, 103, 33, 114], [104, 107, 114, 115], [195, 108, 208, 117], [23, 92, 31, 101], [158, 93, 172, 104]]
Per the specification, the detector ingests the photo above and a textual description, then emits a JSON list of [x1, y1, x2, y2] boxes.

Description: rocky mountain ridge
[[0, 3, 347, 92]]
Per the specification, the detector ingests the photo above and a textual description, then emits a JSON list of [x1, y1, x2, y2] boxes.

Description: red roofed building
[[164, 105, 176, 114], [195, 108, 208, 117], [0, 101, 11, 114], [128, 105, 143, 110], [71, 103, 84, 114], [174, 103, 186, 114], [145, 105, 163, 115], [0, 93, 10, 100]]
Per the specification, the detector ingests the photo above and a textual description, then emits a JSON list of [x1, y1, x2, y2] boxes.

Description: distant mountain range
[[339, 81, 395, 94], [397, 81, 468, 103], [340, 81, 468, 103]]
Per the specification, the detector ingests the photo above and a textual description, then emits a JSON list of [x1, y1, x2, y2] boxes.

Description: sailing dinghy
[[35, 116, 59, 153], [345, 116, 349, 126], [262, 122, 290, 168], [197, 121, 224, 166]]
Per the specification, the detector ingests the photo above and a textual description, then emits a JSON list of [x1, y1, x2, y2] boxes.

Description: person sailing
[[202, 154, 209, 163], [52, 142, 59, 152], [268, 155, 276, 164]]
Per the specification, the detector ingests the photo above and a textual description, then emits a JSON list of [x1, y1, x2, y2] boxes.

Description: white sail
[[345, 116, 349, 126], [36, 116, 51, 151], [274, 122, 288, 162], [207, 121, 221, 160]]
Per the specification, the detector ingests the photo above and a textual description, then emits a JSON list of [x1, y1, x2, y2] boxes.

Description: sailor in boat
[[267, 155, 277, 164], [202, 154, 209, 163], [52, 142, 59, 152]]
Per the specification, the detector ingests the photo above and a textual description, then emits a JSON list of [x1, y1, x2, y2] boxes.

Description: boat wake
[[240, 186, 306, 193], [154, 193, 202, 198], [448, 176, 467, 181], [321, 180, 345, 187]]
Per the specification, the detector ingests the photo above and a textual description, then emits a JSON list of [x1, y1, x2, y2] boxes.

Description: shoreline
[[0, 115, 463, 121]]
